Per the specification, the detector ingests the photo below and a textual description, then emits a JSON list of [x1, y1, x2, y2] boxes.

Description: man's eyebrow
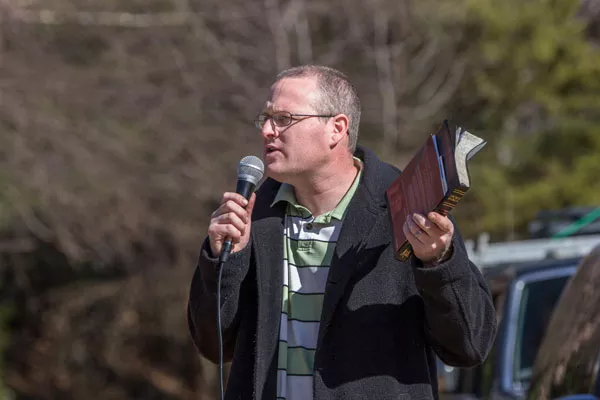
[[262, 103, 283, 113]]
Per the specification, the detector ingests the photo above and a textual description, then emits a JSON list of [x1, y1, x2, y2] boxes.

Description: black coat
[[188, 146, 497, 400]]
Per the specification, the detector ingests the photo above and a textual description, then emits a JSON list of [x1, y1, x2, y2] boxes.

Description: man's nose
[[261, 118, 278, 139]]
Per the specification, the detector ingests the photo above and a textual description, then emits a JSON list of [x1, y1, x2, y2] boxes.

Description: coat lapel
[[252, 191, 285, 400], [317, 184, 386, 347]]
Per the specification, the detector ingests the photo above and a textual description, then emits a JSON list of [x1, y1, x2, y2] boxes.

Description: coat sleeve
[[412, 227, 497, 367], [187, 237, 252, 364]]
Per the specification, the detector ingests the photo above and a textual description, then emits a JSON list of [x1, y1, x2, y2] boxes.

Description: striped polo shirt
[[272, 158, 363, 400]]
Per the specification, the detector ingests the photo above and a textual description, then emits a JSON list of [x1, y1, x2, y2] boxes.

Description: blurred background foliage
[[0, 0, 599, 398]]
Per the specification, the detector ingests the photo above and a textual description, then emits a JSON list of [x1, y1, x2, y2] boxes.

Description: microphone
[[219, 155, 264, 263], [216, 156, 264, 400]]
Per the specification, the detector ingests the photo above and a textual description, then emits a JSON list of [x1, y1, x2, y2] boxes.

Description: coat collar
[[258, 145, 398, 213], [316, 144, 402, 345]]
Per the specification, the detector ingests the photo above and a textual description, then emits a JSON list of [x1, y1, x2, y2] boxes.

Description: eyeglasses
[[254, 111, 335, 130]]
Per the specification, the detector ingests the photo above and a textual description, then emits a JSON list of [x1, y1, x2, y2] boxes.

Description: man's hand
[[208, 192, 256, 257], [403, 212, 454, 264]]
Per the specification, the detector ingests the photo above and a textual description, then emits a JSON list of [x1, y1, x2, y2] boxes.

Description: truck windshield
[[513, 275, 571, 384]]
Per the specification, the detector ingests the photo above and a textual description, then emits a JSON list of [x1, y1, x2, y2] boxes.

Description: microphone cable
[[217, 259, 225, 400], [217, 240, 233, 400], [213, 155, 263, 400]]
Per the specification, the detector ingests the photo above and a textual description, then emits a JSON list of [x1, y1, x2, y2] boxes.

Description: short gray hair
[[275, 65, 361, 152]]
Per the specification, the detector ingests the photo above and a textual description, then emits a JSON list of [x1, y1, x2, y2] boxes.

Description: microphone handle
[[236, 179, 256, 201], [219, 179, 256, 263]]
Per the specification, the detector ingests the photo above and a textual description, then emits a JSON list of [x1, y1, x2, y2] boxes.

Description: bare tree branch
[[265, 0, 292, 71], [294, 0, 313, 64], [373, 4, 398, 145]]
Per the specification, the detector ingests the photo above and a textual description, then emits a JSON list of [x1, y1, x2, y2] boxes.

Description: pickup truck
[[439, 256, 582, 399]]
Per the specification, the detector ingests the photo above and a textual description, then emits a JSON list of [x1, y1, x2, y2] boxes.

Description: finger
[[404, 220, 425, 245], [216, 211, 247, 234], [214, 199, 250, 223], [245, 192, 257, 219], [222, 224, 242, 243], [427, 212, 454, 234], [221, 192, 249, 208], [208, 224, 242, 247], [409, 215, 431, 241], [411, 213, 441, 236]]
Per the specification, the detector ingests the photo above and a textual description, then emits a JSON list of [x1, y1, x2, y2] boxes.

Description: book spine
[[396, 242, 413, 261], [435, 188, 467, 216]]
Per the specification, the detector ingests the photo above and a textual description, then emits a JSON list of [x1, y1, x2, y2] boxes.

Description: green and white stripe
[[274, 158, 363, 400]]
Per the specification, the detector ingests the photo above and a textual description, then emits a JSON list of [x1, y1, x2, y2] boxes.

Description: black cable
[[217, 258, 225, 400], [217, 240, 232, 400]]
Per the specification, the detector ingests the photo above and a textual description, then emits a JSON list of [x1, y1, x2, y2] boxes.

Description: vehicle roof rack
[[465, 232, 600, 269], [529, 206, 600, 238]]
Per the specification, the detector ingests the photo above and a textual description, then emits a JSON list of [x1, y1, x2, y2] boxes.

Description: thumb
[[246, 192, 257, 218]]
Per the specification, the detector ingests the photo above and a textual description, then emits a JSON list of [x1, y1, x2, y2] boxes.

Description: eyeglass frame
[[254, 110, 337, 130]]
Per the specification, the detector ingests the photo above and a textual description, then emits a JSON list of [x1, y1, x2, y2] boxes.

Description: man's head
[[274, 65, 361, 151], [257, 65, 361, 182]]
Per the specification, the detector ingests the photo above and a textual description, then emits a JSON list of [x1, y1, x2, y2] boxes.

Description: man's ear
[[329, 114, 349, 147]]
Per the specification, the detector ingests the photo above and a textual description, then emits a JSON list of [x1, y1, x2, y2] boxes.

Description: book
[[385, 120, 487, 261]]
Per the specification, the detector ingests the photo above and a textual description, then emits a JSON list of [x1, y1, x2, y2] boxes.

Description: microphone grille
[[238, 155, 264, 185]]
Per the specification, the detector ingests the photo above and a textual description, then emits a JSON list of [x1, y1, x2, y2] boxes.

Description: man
[[188, 65, 496, 400]]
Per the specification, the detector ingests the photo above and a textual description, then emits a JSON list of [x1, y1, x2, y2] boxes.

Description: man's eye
[[273, 114, 291, 126]]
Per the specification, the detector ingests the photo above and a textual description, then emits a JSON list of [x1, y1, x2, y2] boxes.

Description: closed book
[[386, 120, 487, 261]]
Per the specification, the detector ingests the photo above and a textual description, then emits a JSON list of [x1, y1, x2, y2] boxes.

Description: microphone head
[[238, 155, 264, 185]]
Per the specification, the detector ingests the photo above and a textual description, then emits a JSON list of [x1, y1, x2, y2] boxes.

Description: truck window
[[513, 275, 571, 386]]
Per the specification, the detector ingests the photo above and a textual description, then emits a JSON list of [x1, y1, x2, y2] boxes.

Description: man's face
[[260, 77, 331, 182]]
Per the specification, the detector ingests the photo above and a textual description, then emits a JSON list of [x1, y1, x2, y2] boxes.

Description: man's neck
[[291, 157, 359, 217]]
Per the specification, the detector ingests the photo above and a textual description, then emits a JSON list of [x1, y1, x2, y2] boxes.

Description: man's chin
[[265, 165, 286, 182], [265, 169, 281, 181]]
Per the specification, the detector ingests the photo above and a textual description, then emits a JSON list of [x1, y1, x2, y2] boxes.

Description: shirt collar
[[270, 157, 363, 222]]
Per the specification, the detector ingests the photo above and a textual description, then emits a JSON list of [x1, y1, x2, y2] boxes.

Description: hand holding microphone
[[209, 155, 264, 400], [208, 156, 264, 262]]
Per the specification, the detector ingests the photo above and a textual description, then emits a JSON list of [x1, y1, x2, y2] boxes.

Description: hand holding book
[[403, 211, 454, 264], [386, 120, 487, 261]]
